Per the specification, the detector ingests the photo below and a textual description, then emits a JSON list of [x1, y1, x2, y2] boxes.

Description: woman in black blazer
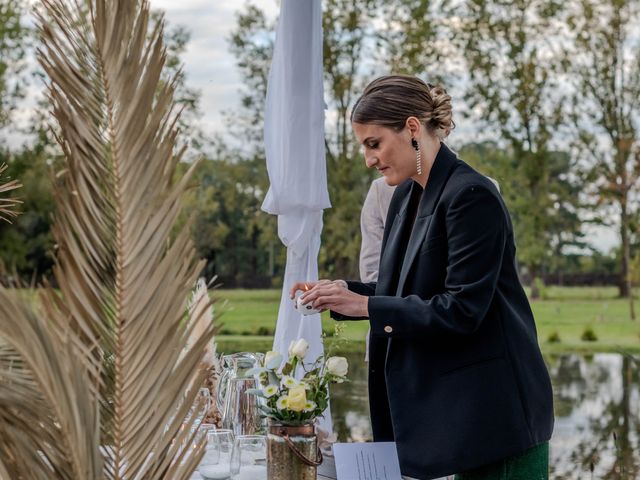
[[291, 75, 553, 480]]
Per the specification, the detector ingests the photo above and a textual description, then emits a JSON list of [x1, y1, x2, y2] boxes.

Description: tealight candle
[[233, 465, 267, 480], [199, 464, 231, 480], [296, 293, 320, 316]]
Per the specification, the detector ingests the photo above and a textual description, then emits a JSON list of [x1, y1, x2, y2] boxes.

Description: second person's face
[[352, 122, 416, 186]]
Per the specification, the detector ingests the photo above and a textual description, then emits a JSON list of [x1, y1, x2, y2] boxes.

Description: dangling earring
[[412, 138, 422, 175]]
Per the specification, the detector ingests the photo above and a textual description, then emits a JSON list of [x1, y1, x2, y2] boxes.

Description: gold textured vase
[[267, 422, 322, 480]]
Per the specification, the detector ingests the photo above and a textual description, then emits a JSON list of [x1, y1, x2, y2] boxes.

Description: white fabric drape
[[262, 0, 332, 433]]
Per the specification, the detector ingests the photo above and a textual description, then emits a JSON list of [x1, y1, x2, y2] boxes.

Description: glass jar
[[267, 422, 322, 480]]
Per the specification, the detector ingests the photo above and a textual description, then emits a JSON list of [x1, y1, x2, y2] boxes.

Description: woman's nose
[[365, 154, 378, 169]]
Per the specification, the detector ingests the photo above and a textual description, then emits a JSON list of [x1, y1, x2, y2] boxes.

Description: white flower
[[303, 401, 317, 412], [263, 384, 278, 398], [276, 396, 289, 410], [288, 338, 309, 360], [326, 356, 348, 377], [264, 351, 283, 370], [281, 375, 299, 389]]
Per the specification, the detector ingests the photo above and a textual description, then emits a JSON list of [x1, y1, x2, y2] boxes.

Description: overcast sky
[[151, 0, 280, 136]]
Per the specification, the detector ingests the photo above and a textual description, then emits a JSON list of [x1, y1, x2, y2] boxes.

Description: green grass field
[[213, 286, 640, 354]]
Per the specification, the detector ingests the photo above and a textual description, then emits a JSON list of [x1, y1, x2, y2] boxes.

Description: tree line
[[1, 0, 639, 302]]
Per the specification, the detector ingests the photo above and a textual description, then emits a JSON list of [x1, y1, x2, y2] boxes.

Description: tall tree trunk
[[613, 356, 635, 478], [530, 265, 540, 299], [620, 198, 635, 319]]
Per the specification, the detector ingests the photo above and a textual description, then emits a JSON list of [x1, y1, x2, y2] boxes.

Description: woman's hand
[[292, 280, 369, 318], [289, 279, 336, 299]]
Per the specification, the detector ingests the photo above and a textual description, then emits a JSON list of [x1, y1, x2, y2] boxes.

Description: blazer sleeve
[[367, 185, 507, 337], [330, 280, 377, 321]]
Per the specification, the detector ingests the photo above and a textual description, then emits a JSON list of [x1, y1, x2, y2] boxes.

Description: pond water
[[328, 352, 640, 480]]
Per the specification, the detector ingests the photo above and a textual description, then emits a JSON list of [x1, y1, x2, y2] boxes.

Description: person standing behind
[[360, 177, 396, 284]]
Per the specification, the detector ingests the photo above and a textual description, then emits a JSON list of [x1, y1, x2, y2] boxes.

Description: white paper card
[[333, 442, 403, 480]]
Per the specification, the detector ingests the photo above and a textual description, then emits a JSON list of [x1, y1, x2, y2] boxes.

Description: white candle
[[296, 294, 320, 316], [198, 465, 231, 480], [233, 465, 267, 480]]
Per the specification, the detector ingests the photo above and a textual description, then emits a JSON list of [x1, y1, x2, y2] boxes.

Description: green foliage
[[547, 331, 561, 343], [179, 151, 283, 286], [320, 0, 383, 278], [534, 277, 548, 301], [0, 138, 56, 279], [563, 0, 640, 298], [255, 326, 274, 336], [0, 0, 28, 127], [581, 327, 598, 342], [375, 0, 449, 82], [454, 0, 585, 296]]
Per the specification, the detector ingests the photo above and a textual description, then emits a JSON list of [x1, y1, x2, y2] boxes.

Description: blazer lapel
[[395, 144, 459, 295], [375, 183, 415, 296]]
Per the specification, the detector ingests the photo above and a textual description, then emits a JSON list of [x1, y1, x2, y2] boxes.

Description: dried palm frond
[[0, 163, 22, 223], [186, 278, 220, 371], [0, 0, 216, 478], [0, 290, 101, 479], [187, 278, 223, 425]]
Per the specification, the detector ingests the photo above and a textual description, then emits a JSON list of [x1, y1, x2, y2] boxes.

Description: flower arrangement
[[247, 338, 349, 425]]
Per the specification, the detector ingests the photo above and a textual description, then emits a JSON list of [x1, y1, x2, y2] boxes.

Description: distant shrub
[[240, 330, 253, 336], [534, 278, 549, 300], [547, 331, 561, 343], [255, 326, 274, 336], [581, 327, 598, 342], [220, 328, 234, 335]]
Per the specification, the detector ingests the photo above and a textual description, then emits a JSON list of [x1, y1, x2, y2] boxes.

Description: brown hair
[[351, 75, 455, 139]]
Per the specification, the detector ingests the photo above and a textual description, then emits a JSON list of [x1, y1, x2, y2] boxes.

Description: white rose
[[288, 338, 309, 360], [326, 356, 348, 377], [264, 351, 283, 370]]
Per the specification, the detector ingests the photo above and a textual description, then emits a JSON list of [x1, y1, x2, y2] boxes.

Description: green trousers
[[454, 442, 549, 480]]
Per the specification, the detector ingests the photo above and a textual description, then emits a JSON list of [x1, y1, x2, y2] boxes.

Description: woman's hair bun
[[351, 75, 455, 139]]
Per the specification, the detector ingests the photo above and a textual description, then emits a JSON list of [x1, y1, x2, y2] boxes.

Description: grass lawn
[[213, 286, 640, 355]]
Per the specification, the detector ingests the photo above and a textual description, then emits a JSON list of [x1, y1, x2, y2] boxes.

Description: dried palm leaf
[[0, 0, 216, 478], [185, 277, 220, 370], [0, 163, 22, 223], [186, 278, 223, 424], [0, 290, 102, 479]]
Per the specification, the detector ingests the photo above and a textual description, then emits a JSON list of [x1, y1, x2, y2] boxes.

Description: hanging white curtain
[[262, 0, 333, 434]]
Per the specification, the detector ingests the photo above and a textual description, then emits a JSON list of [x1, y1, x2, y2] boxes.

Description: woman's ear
[[405, 116, 422, 138]]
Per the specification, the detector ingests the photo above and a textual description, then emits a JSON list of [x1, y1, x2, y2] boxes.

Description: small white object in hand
[[296, 294, 320, 316]]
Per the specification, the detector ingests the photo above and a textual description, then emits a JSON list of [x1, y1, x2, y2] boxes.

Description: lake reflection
[[329, 352, 640, 479]]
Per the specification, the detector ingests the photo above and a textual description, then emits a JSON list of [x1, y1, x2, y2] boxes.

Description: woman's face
[[351, 122, 417, 186]]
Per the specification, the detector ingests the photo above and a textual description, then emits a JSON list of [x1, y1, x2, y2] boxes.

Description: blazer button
[[384, 325, 393, 333]]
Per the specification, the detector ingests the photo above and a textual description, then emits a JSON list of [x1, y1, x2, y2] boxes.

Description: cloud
[[153, 0, 280, 134]]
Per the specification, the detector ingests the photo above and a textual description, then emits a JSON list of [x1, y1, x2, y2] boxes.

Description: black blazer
[[332, 144, 554, 479]]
